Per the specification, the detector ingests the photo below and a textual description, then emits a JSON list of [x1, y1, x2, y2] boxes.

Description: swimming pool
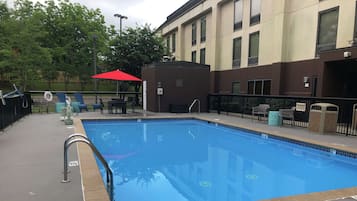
[[83, 119, 357, 201]]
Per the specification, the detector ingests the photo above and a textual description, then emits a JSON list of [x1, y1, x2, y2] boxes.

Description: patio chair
[[252, 104, 270, 120], [279, 107, 295, 126], [73, 92, 88, 112], [55, 92, 67, 113], [56, 92, 66, 103], [93, 98, 104, 113]]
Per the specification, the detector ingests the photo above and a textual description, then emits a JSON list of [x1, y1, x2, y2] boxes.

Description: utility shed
[[142, 61, 210, 113]]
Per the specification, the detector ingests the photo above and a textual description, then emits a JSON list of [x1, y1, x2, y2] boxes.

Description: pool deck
[[2, 110, 357, 201], [0, 113, 82, 201]]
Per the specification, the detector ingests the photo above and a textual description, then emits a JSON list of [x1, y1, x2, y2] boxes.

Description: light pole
[[113, 13, 128, 96], [113, 13, 128, 36]]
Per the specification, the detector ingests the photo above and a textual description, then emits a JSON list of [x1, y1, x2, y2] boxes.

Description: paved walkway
[[0, 114, 82, 201]]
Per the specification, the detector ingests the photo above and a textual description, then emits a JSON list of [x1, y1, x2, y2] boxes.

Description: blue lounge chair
[[56, 92, 66, 103], [55, 92, 67, 113], [93, 98, 104, 113], [73, 92, 88, 112]]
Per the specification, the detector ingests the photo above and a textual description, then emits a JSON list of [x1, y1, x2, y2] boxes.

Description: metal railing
[[208, 94, 357, 136], [189, 99, 201, 113], [0, 91, 31, 130], [62, 133, 114, 201]]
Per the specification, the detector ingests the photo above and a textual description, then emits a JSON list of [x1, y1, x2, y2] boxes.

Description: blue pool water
[[83, 119, 357, 201]]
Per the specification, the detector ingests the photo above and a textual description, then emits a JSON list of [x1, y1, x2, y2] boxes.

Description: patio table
[[108, 99, 127, 114]]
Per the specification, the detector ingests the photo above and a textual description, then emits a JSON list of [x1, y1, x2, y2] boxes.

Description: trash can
[[55, 102, 66, 113], [308, 103, 339, 134], [71, 102, 80, 113], [268, 111, 282, 126]]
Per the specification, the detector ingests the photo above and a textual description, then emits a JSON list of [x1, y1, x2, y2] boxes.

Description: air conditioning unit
[[162, 55, 175, 62]]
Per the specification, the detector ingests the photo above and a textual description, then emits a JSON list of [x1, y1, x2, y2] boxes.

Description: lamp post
[[113, 13, 128, 36], [93, 34, 98, 103], [113, 13, 128, 96]]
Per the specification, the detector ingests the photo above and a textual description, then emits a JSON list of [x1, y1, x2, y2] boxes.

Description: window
[[200, 16, 206, 42], [234, 0, 243, 30], [247, 80, 271, 95], [248, 32, 259, 66], [200, 48, 206, 64], [192, 22, 197, 46], [232, 37, 241, 68], [172, 33, 176, 53], [191, 51, 197, 63], [232, 82, 240, 94], [250, 0, 261, 25], [316, 7, 338, 54], [166, 36, 170, 55]]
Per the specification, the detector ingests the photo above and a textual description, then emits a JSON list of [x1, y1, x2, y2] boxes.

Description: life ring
[[44, 91, 53, 102]]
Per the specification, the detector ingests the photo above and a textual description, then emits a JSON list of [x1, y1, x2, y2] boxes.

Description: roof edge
[[155, 0, 204, 32]]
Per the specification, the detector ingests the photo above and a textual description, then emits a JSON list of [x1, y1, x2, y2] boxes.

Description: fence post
[[217, 95, 221, 114]]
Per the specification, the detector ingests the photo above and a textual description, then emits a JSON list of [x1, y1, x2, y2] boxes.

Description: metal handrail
[[189, 99, 200, 113], [62, 134, 114, 201]]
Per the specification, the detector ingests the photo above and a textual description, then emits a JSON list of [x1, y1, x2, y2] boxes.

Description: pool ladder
[[62, 133, 114, 201], [189, 99, 201, 113]]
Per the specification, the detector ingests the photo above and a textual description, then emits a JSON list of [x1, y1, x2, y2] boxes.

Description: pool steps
[[189, 99, 201, 113], [62, 133, 114, 201]]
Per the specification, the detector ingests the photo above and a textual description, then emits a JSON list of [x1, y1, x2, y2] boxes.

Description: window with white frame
[[192, 22, 197, 46], [191, 51, 197, 63], [316, 7, 339, 55], [250, 0, 261, 25], [200, 48, 206, 64], [234, 0, 243, 30], [232, 37, 241, 68], [248, 32, 259, 66], [200, 16, 206, 42], [172, 33, 176, 53]]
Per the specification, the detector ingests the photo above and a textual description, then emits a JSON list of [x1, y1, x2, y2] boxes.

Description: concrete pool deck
[[2, 110, 357, 201], [0, 113, 83, 201]]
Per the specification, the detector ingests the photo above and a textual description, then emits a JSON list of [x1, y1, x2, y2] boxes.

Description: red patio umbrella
[[92, 69, 141, 96], [91, 69, 141, 81]]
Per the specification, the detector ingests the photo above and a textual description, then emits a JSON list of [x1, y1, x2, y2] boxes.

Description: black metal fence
[[208, 94, 357, 136], [0, 93, 32, 130]]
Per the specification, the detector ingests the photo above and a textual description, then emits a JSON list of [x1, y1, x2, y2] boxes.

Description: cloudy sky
[[6, 0, 188, 29]]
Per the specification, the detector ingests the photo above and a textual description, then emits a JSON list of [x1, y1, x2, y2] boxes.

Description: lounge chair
[[252, 104, 270, 120], [73, 92, 88, 112], [279, 107, 295, 126], [56, 92, 66, 103], [93, 98, 104, 113], [55, 92, 67, 113]]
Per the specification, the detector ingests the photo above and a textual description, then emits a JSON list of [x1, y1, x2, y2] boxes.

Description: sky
[[6, 0, 188, 29]]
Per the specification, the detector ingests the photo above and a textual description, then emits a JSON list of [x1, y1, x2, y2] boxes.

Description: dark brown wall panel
[[142, 62, 210, 112]]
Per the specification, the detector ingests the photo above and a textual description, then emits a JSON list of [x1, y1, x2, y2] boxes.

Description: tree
[[40, 0, 108, 90], [0, 0, 51, 90], [105, 25, 165, 102], [0, 1, 12, 80]]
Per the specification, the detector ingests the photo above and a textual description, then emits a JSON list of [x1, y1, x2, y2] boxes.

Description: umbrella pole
[[95, 79, 98, 104], [116, 81, 119, 96]]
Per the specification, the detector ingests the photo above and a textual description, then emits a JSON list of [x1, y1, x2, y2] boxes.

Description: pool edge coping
[[74, 118, 110, 201], [75, 115, 357, 201]]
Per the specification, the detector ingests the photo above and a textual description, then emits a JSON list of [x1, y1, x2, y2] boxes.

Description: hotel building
[[156, 0, 357, 97]]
